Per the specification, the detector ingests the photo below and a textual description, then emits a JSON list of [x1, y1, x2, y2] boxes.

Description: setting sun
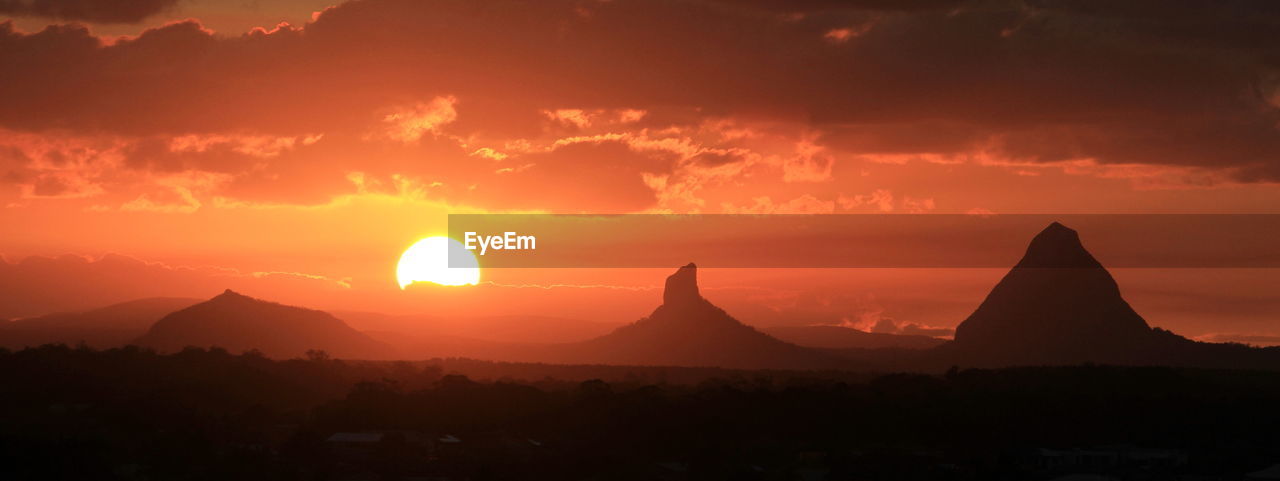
[[396, 237, 481, 288]]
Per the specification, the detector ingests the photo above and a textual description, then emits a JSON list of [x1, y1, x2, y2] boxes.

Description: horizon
[[3, 218, 1277, 354], [4, 218, 1278, 347]]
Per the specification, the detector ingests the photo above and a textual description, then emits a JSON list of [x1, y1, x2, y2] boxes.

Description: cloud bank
[[0, 0, 1277, 212], [0, 0, 177, 23]]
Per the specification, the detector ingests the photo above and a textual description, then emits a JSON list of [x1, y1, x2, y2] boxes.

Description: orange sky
[[2, 0, 1279, 344]]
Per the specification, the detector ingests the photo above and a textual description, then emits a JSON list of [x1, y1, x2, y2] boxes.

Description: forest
[[3, 344, 1279, 480]]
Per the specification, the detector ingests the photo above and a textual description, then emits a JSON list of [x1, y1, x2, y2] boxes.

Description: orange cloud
[[0, 0, 1277, 218], [722, 194, 836, 214], [382, 96, 459, 143]]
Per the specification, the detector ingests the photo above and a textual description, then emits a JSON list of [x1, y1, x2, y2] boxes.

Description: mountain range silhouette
[[6, 223, 1279, 369], [0, 297, 198, 349], [133, 289, 390, 359]]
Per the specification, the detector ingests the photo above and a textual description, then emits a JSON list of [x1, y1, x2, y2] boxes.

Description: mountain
[[557, 263, 843, 369], [0, 297, 200, 349], [949, 222, 1162, 365], [763, 325, 946, 350], [134, 290, 392, 359], [946, 222, 1280, 368]]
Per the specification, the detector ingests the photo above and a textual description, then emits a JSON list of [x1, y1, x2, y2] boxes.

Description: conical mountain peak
[[208, 289, 259, 307], [1015, 222, 1103, 268], [135, 290, 390, 359], [215, 289, 248, 299], [952, 222, 1154, 366], [662, 262, 702, 307]]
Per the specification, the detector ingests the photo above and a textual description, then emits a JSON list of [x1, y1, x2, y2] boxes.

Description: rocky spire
[[662, 262, 702, 307], [577, 262, 835, 370]]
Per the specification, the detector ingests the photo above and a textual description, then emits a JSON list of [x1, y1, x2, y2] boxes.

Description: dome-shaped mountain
[[134, 290, 391, 359], [951, 222, 1161, 365], [564, 263, 840, 369]]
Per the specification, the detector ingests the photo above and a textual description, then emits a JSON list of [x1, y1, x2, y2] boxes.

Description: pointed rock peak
[[663, 262, 702, 307], [1016, 222, 1103, 268], [213, 289, 250, 301], [1043, 221, 1070, 233]]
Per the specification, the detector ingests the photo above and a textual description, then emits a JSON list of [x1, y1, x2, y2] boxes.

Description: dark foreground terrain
[[3, 345, 1280, 481]]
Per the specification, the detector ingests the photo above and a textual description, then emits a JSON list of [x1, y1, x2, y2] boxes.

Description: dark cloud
[[692, 151, 747, 167], [716, 0, 965, 13], [475, 140, 678, 212], [0, 0, 1277, 184], [0, 145, 32, 184], [899, 322, 955, 338], [29, 174, 68, 196], [0, 0, 177, 23]]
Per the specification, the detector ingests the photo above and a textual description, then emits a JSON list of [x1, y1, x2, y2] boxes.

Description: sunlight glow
[[396, 236, 480, 288]]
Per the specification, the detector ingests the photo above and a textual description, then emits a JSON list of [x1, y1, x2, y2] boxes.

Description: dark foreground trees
[[2, 345, 1279, 480]]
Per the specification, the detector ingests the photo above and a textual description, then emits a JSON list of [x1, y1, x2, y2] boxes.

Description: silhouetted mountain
[[134, 290, 391, 359], [763, 325, 946, 350], [950, 222, 1156, 365], [559, 263, 843, 369], [0, 297, 199, 349], [947, 222, 1280, 368]]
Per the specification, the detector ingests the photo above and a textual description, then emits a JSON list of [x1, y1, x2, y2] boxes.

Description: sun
[[396, 236, 481, 288]]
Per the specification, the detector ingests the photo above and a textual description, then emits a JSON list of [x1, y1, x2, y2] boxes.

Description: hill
[[134, 290, 391, 359]]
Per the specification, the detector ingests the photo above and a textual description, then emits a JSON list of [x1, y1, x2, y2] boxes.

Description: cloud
[[382, 97, 459, 143], [105, 171, 227, 213], [477, 139, 678, 212], [469, 147, 508, 161], [2, 0, 1280, 213], [716, 0, 965, 14], [168, 133, 321, 158], [542, 108, 648, 129], [0, 0, 177, 24], [870, 318, 954, 338], [722, 194, 836, 214], [0, 0, 1275, 180], [116, 192, 200, 213], [834, 189, 934, 213], [838, 189, 894, 212], [1195, 333, 1280, 347], [783, 139, 835, 182]]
